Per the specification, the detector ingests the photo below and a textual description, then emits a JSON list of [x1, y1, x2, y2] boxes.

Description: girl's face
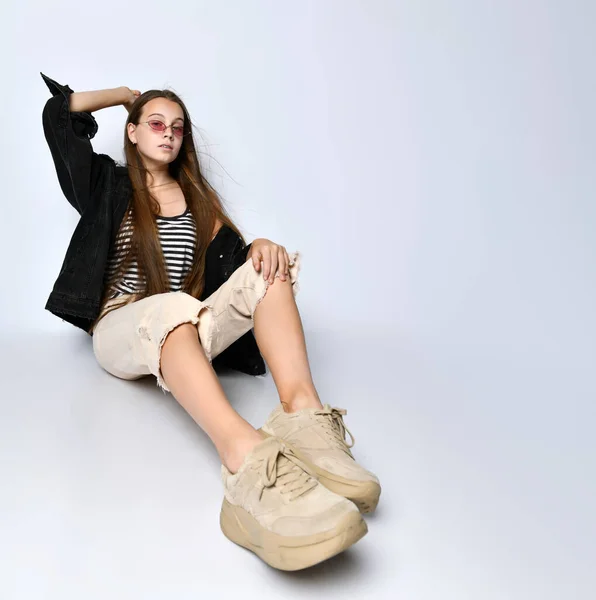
[[128, 98, 185, 166]]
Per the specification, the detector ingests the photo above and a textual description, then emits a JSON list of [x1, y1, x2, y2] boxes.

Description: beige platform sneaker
[[220, 436, 368, 571], [259, 404, 381, 513]]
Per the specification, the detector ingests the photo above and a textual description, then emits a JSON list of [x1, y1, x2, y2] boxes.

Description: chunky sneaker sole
[[220, 498, 367, 571], [259, 430, 380, 513], [220, 436, 368, 571]]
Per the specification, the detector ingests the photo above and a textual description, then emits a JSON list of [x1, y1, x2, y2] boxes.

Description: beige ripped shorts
[[91, 253, 301, 393]]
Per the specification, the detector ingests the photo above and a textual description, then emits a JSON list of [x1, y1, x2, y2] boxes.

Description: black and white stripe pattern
[[105, 207, 197, 299]]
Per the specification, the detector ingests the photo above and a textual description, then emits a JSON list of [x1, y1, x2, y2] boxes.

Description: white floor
[[0, 327, 594, 600]]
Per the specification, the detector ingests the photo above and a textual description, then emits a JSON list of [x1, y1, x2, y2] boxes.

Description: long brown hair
[[94, 88, 245, 327]]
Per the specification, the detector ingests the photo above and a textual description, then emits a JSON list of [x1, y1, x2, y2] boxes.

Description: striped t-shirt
[[104, 206, 197, 299]]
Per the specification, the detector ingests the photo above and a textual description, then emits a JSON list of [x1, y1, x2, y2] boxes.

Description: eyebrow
[[147, 113, 184, 122]]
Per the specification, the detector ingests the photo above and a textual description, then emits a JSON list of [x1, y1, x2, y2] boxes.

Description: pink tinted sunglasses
[[140, 120, 189, 138]]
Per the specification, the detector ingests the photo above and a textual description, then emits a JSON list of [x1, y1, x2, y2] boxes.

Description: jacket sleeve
[[201, 226, 252, 300], [232, 241, 252, 268], [40, 72, 116, 215]]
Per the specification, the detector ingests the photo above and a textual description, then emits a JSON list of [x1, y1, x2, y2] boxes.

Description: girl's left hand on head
[[250, 238, 291, 284]]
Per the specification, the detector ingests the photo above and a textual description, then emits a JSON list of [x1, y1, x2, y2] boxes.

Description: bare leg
[[160, 322, 262, 473], [253, 277, 324, 413]]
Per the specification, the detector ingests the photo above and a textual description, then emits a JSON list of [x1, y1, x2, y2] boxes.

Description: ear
[[127, 122, 137, 145]]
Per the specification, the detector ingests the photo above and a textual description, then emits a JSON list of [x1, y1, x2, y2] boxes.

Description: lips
[[159, 144, 173, 150]]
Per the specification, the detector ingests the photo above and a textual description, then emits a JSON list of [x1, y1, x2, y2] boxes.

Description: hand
[[122, 87, 141, 113], [250, 238, 291, 283]]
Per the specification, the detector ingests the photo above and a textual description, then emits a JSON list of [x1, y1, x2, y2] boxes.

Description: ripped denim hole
[[137, 324, 151, 341]]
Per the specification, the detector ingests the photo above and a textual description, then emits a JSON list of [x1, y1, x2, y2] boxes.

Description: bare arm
[[40, 72, 139, 214], [68, 86, 138, 113]]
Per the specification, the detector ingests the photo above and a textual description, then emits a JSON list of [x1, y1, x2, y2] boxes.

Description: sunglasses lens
[[147, 121, 185, 137]]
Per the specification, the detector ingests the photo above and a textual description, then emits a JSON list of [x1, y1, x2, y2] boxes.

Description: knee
[[168, 321, 197, 335], [161, 322, 198, 351]]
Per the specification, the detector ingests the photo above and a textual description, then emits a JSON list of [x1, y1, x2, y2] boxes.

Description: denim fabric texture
[[40, 72, 265, 376]]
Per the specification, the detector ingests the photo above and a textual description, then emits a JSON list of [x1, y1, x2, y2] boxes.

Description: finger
[[269, 251, 279, 283], [269, 250, 279, 284], [278, 248, 288, 281], [261, 246, 272, 280], [252, 251, 261, 272]]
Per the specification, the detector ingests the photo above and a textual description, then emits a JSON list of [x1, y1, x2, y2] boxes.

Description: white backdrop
[[1, 1, 595, 598], [1, 0, 594, 347]]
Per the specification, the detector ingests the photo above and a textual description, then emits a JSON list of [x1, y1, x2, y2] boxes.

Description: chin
[[151, 153, 177, 163]]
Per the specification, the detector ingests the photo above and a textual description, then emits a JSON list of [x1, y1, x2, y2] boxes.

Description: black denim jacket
[[40, 72, 265, 376]]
